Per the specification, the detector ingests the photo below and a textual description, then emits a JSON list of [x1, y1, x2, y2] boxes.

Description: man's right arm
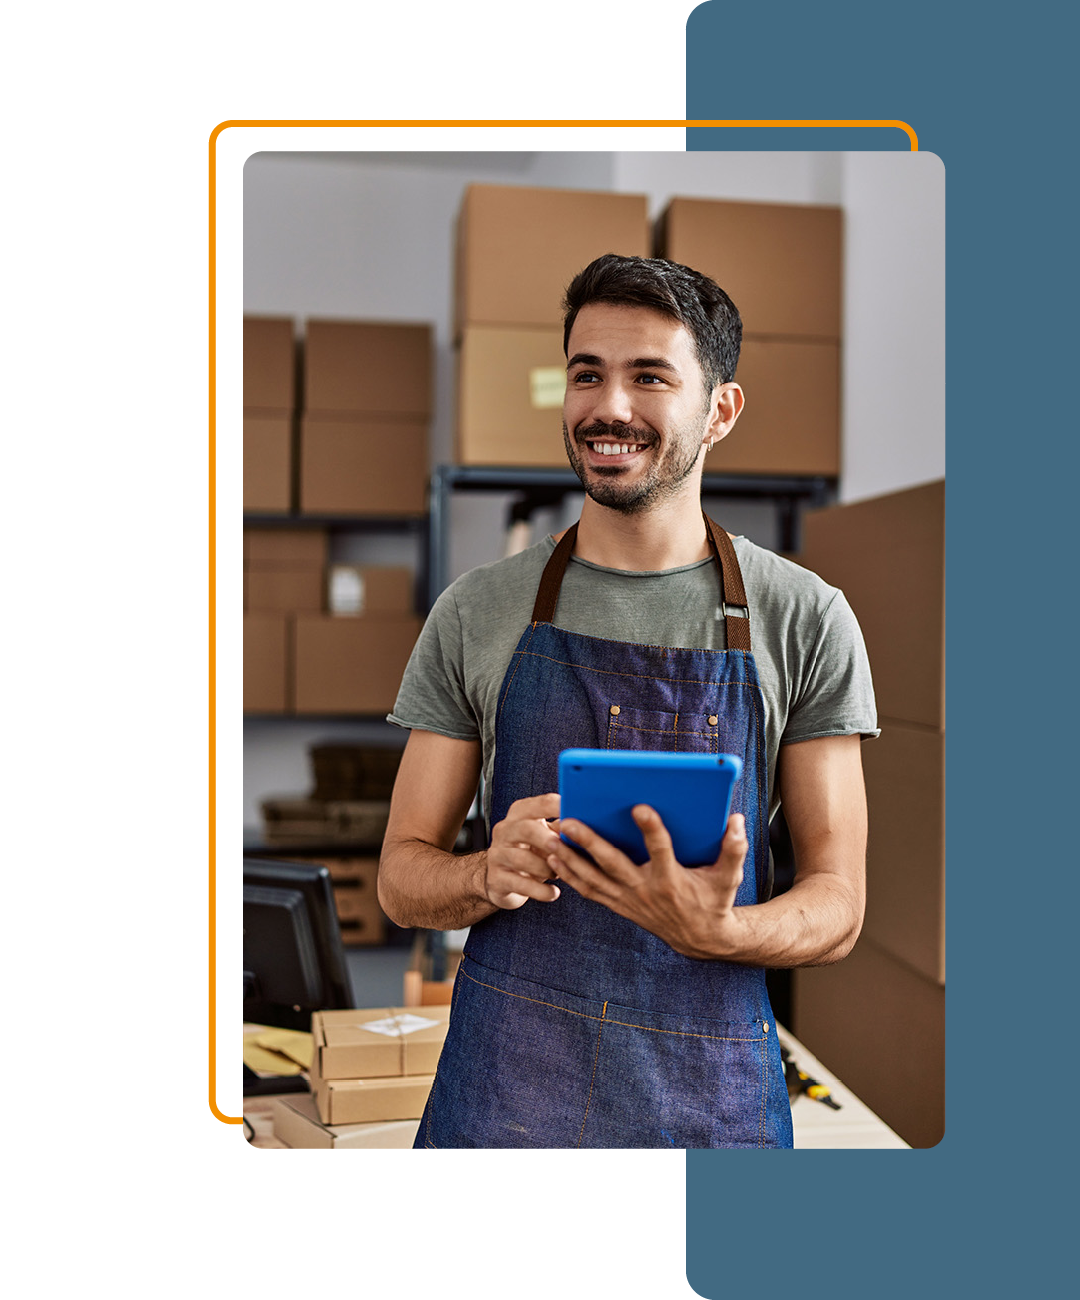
[[377, 728, 562, 930]]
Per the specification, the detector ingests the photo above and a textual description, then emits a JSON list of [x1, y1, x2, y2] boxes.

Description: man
[[379, 253, 877, 1149]]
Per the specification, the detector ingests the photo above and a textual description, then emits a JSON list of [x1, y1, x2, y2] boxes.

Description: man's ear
[[704, 382, 745, 450]]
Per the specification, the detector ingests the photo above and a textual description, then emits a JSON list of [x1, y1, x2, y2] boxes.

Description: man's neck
[[570, 491, 714, 571]]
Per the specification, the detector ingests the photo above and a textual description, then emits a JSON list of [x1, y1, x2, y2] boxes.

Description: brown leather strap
[[531, 514, 751, 652], [531, 522, 579, 623], [703, 513, 751, 652]]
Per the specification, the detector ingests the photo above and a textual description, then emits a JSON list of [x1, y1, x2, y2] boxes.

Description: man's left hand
[[547, 806, 748, 960]]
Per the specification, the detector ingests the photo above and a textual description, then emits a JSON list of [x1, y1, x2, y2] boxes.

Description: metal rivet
[[708, 715, 718, 726], [763, 1023, 769, 1033], [609, 705, 620, 716]]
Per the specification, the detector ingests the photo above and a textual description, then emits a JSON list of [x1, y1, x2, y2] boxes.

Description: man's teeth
[[590, 442, 645, 456]]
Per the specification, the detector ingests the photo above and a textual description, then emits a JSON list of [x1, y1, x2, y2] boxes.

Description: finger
[[546, 844, 616, 899], [492, 844, 561, 881], [556, 820, 639, 884], [494, 818, 562, 857], [630, 805, 678, 868], [704, 813, 747, 886], [489, 876, 561, 909], [508, 793, 561, 820]]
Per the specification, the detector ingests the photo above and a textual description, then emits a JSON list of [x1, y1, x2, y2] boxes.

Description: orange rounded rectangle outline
[[210, 116, 918, 1127]]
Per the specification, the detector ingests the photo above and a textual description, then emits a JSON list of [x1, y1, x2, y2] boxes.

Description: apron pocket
[[605, 704, 720, 754], [577, 999, 788, 1149], [421, 958, 612, 1149]]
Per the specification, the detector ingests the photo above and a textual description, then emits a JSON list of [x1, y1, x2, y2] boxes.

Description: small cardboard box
[[244, 528, 328, 569], [704, 337, 839, 477], [243, 613, 290, 713], [271, 1092, 420, 1149], [656, 197, 842, 340], [293, 615, 422, 715], [300, 416, 428, 516], [244, 316, 296, 410], [243, 415, 292, 513], [327, 565, 414, 617], [304, 319, 433, 418], [456, 184, 650, 332], [313, 1073, 436, 1127], [312, 1006, 451, 1081], [332, 883, 387, 946], [798, 481, 945, 729], [246, 568, 324, 615], [456, 325, 569, 466]]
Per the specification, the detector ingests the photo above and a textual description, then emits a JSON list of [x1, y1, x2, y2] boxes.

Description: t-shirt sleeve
[[386, 585, 480, 741], [781, 589, 880, 744]]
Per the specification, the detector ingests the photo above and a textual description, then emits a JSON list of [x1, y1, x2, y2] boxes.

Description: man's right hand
[[484, 793, 562, 910]]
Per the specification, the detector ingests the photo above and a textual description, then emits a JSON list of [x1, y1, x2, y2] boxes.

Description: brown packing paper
[[314, 1073, 436, 1127], [271, 1093, 420, 1149]]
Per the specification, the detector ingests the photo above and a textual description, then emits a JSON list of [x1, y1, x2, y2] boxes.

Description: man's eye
[[637, 374, 663, 385], [572, 372, 600, 384]]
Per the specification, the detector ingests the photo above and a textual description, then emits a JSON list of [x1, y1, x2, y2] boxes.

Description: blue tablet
[[558, 749, 743, 868]]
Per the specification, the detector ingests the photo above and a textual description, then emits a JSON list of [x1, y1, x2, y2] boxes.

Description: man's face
[[562, 303, 717, 515]]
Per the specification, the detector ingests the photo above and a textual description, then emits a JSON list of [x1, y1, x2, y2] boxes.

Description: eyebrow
[[566, 352, 680, 373]]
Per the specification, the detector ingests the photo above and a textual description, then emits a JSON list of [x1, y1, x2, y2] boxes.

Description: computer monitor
[[243, 856, 356, 1033]]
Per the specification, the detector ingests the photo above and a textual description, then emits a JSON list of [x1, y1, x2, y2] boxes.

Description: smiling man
[[379, 253, 878, 1149]]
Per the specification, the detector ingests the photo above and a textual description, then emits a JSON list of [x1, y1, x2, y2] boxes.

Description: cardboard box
[[243, 415, 292, 513], [244, 528, 328, 569], [304, 319, 432, 418], [327, 566, 414, 617], [456, 326, 569, 466], [293, 615, 422, 714], [315, 855, 381, 883], [656, 198, 842, 340], [300, 416, 428, 515], [861, 723, 945, 985], [704, 337, 839, 476], [244, 316, 296, 410], [333, 883, 387, 945], [456, 184, 650, 331], [271, 1092, 420, 1149], [799, 481, 945, 729], [243, 614, 290, 713], [312, 1006, 451, 1080], [314, 1072, 436, 1127], [246, 568, 324, 615], [794, 939, 945, 1149]]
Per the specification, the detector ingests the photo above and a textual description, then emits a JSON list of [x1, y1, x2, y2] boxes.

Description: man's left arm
[[547, 734, 866, 967]]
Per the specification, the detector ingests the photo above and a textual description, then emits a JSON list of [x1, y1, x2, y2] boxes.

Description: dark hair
[[562, 253, 742, 388]]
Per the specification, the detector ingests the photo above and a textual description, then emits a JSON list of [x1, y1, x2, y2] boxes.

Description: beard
[[562, 419, 705, 515]]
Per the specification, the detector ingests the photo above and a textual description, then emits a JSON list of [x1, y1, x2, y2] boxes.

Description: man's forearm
[[703, 871, 863, 968], [377, 837, 499, 931]]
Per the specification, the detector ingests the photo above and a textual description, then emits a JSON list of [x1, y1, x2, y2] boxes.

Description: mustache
[[572, 421, 656, 446]]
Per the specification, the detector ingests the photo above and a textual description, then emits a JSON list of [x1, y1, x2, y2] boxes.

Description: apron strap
[[531, 522, 579, 623], [531, 513, 752, 652], [703, 513, 752, 652]]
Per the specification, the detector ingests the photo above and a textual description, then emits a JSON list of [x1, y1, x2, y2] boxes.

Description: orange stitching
[[459, 966, 764, 1043], [577, 1001, 607, 1147]]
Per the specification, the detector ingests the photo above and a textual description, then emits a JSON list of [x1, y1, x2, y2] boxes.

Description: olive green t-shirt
[[388, 535, 878, 824]]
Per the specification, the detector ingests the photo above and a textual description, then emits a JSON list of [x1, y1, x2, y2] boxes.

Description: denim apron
[[416, 515, 793, 1149]]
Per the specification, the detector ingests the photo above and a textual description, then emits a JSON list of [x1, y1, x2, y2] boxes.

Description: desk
[[245, 1022, 908, 1149]]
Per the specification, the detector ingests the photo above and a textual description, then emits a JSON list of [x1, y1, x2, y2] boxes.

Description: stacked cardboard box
[[310, 1005, 450, 1126], [242, 528, 327, 713], [299, 319, 431, 516], [454, 184, 650, 467], [244, 316, 296, 512], [655, 198, 842, 477], [294, 564, 421, 715], [317, 856, 386, 947], [793, 480, 945, 1148], [271, 1092, 420, 1149]]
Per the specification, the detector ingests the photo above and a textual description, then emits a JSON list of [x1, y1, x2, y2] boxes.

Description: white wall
[[243, 149, 944, 825]]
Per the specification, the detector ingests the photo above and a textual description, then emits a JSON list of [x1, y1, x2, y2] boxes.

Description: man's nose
[[589, 379, 635, 426]]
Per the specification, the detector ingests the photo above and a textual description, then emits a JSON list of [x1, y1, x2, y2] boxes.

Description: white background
[[4, 4, 938, 1296]]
